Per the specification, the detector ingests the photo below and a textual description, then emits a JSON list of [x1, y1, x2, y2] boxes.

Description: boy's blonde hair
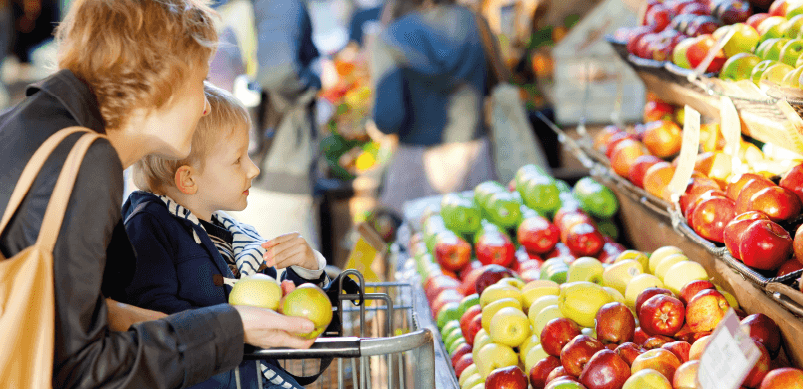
[[55, 0, 218, 131], [133, 83, 252, 194]]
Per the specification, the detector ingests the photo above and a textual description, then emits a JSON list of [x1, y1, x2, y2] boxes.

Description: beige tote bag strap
[[0, 127, 91, 239], [37, 132, 103, 251]]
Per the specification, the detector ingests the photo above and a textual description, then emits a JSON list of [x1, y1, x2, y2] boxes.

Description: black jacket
[[0, 70, 244, 388]]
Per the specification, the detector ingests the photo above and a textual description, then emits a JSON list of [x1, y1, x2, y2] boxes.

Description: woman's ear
[[174, 165, 197, 195]]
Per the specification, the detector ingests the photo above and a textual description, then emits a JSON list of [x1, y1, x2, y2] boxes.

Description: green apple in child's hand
[[229, 274, 282, 311]]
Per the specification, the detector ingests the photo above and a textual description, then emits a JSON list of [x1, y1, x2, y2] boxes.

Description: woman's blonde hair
[[55, 0, 218, 130], [133, 83, 252, 194]]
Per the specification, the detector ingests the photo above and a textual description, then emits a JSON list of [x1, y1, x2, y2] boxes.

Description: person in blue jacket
[[123, 84, 329, 389], [370, 0, 496, 214]]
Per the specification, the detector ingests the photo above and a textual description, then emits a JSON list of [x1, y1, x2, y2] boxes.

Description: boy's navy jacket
[[121, 191, 317, 389]]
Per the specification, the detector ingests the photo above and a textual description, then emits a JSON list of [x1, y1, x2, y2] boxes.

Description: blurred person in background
[[250, 0, 322, 248], [348, 0, 384, 48], [11, 0, 58, 64], [370, 0, 496, 214]]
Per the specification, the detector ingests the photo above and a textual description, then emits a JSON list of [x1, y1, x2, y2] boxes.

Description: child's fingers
[[272, 246, 308, 269], [262, 232, 301, 249], [263, 241, 297, 266]]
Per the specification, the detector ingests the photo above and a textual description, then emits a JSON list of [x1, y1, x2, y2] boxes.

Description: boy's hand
[[262, 232, 318, 270]]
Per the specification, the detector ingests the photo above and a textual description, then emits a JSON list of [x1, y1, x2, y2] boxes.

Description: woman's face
[[148, 63, 211, 160]]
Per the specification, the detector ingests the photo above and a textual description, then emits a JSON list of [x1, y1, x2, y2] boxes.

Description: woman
[[370, 0, 496, 214], [0, 1, 315, 388]]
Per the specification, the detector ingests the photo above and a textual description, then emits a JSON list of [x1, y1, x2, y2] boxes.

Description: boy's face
[[192, 127, 260, 215]]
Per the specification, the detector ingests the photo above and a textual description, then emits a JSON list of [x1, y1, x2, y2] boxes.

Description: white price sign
[[667, 105, 701, 203], [697, 309, 761, 389], [720, 96, 743, 180]]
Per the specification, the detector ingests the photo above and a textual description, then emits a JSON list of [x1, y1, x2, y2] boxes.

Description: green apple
[[567, 256, 604, 284], [457, 293, 480, 317], [558, 281, 614, 328], [482, 297, 522, 332], [758, 16, 789, 42], [602, 259, 644, 295], [441, 321, 462, 341], [722, 23, 760, 57], [479, 282, 523, 307], [787, 2, 803, 19], [751, 59, 780, 85], [489, 306, 531, 347], [445, 329, 465, 350], [760, 62, 796, 85], [786, 14, 803, 38], [780, 39, 803, 66], [229, 273, 282, 310], [782, 65, 803, 87], [437, 302, 461, 329], [763, 38, 791, 61], [721, 53, 762, 81], [459, 364, 479, 387], [624, 274, 665, 309], [528, 294, 560, 326], [280, 284, 333, 339], [475, 343, 519, 378], [755, 39, 777, 58], [648, 246, 683, 275], [673, 37, 697, 69], [447, 337, 467, 355]]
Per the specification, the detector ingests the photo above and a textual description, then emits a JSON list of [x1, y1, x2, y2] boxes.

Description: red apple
[[635, 287, 674, 315], [605, 132, 638, 159], [451, 343, 473, 367], [680, 177, 723, 215], [545, 378, 585, 388], [486, 365, 529, 389], [563, 223, 605, 257], [611, 139, 649, 179], [434, 231, 472, 271], [454, 353, 474, 378], [594, 125, 625, 153], [561, 335, 606, 377], [739, 220, 793, 271], [724, 211, 771, 260], [475, 265, 516, 295], [628, 155, 664, 189], [662, 341, 692, 363], [466, 314, 483, 347], [476, 230, 516, 268], [424, 275, 460, 302], [749, 186, 803, 222], [735, 179, 776, 215], [780, 163, 803, 204], [519, 216, 561, 255], [579, 350, 632, 389], [461, 305, 483, 344], [546, 366, 573, 383], [431, 289, 464, 317], [685, 189, 728, 230], [597, 242, 627, 265], [769, 0, 789, 16], [691, 195, 736, 243], [642, 120, 682, 158], [541, 318, 583, 357], [741, 313, 782, 359], [638, 294, 686, 337], [644, 100, 675, 122], [595, 302, 636, 345], [615, 342, 646, 366], [681, 1, 711, 15], [459, 265, 486, 295], [777, 258, 803, 277], [645, 5, 676, 33], [727, 174, 771, 201], [743, 340, 772, 388], [545, 243, 574, 260], [686, 289, 730, 333], [795, 224, 803, 266], [679, 280, 717, 306], [642, 335, 675, 350], [530, 356, 563, 389], [634, 327, 650, 346], [686, 34, 726, 72], [746, 13, 771, 31], [759, 368, 803, 389], [557, 212, 596, 235], [673, 360, 701, 389]]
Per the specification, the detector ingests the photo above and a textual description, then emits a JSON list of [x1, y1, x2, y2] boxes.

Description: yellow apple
[[603, 259, 644, 294], [480, 282, 524, 307], [459, 364, 479, 387], [482, 297, 522, 332], [625, 274, 665, 309], [533, 305, 564, 336], [604, 286, 626, 305], [525, 344, 549, 374], [648, 246, 683, 274], [622, 368, 673, 389], [567, 256, 605, 284], [229, 274, 282, 310], [501, 278, 525, 289], [715, 286, 739, 309], [663, 261, 708, 295], [528, 295, 560, 326], [279, 283, 334, 339], [490, 307, 531, 347], [654, 253, 689, 282], [558, 281, 615, 328], [521, 280, 560, 311], [615, 250, 650, 273], [519, 333, 541, 361], [461, 373, 483, 389], [468, 384, 484, 389], [476, 343, 519, 377], [473, 329, 492, 360]]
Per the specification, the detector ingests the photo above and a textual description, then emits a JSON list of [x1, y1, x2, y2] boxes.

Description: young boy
[[122, 83, 327, 389]]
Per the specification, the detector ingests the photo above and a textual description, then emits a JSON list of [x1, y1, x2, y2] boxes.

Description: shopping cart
[[243, 269, 444, 389]]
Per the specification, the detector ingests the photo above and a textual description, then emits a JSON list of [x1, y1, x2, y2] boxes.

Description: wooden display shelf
[[609, 181, 803, 368]]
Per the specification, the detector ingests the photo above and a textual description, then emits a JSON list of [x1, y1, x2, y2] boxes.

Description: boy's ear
[[174, 166, 197, 195]]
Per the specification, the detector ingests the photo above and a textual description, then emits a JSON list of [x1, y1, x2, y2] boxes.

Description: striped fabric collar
[[156, 195, 268, 278]]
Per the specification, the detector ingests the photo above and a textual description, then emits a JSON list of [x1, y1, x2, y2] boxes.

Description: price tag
[[697, 309, 761, 389], [720, 96, 742, 180], [667, 105, 701, 203]]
